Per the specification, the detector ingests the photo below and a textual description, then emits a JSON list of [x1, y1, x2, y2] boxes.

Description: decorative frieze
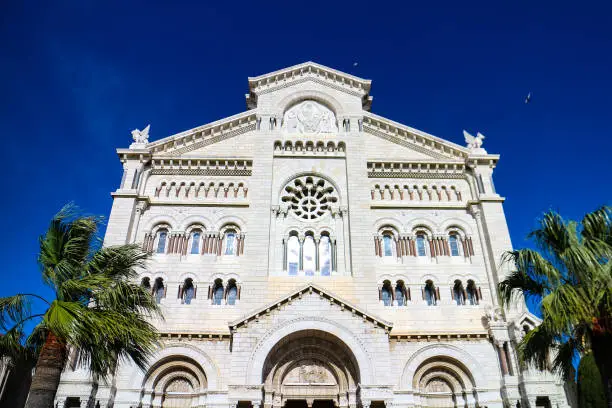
[[367, 160, 465, 179], [151, 158, 252, 176], [273, 139, 346, 157], [389, 333, 489, 342]]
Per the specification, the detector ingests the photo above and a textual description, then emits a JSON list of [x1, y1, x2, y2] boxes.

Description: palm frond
[[581, 206, 611, 245], [0, 295, 32, 331], [38, 204, 103, 290], [86, 244, 148, 280], [499, 250, 554, 307], [528, 211, 572, 262], [518, 324, 555, 372], [552, 337, 582, 380]]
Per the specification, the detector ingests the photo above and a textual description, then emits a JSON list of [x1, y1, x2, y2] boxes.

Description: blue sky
[[0, 1, 610, 307]]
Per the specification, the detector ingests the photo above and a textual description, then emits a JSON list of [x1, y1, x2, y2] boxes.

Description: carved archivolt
[[282, 100, 338, 134]]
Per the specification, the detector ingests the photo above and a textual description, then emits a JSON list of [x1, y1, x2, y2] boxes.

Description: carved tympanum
[[283, 100, 338, 134]]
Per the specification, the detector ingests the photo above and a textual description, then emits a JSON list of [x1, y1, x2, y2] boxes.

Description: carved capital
[[136, 200, 149, 214]]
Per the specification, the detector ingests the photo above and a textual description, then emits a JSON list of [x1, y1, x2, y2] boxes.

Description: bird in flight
[[525, 92, 532, 104]]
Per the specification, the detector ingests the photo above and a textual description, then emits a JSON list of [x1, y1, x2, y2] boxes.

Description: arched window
[[190, 231, 201, 254], [319, 235, 332, 276], [381, 281, 392, 306], [453, 280, 465, 306], [183, 278, 195, 305], [382, 234, 394, 257], [153, 278, 165, 304], [449, 233, 460, 256], [141, 277, 151, 292], [287, 235, 300, 276], [156, 230, 168, 254], [395, 280, 408, 306], [416, 234, 427, 257], [466, 280, 479, 305], [224, 230, 237, 255], [424, 280, 436, 306], [303, 235, 316, 276], [226, 279, 238, 306], [213, 279, 224, 305]]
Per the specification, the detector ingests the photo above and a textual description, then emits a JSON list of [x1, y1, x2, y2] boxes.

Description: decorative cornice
[[150, 158, 253, 177], [367, 160, 466, 179], [363, 113, 471, 160], [229, 283, 393, 332], [145, 111, 257, 156], [160, 332, 231, 340], [247, 62, 372, 110], [389, 332, 490, 341]]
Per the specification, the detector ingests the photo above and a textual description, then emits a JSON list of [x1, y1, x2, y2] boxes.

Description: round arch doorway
[[262, 330, 360, 408]]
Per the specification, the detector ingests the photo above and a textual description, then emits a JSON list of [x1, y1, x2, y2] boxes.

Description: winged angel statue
[[131, 125, 150, 144], [463, 130, 485, 150]]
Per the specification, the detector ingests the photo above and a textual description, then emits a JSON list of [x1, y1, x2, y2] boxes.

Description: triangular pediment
[[246, 61, 373, 110], [229, 283, 393, 331]]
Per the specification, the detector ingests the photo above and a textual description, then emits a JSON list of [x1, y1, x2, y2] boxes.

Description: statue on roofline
[[131, 124, 150, 144]]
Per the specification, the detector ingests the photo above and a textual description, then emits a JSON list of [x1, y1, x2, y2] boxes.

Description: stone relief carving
[[283, 100, 338, 134], [284, 360, 334, 384]]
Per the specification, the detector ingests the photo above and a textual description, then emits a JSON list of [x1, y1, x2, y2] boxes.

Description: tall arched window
[[303, 235, 316, 276], [416, 234, 427, 257], [224, 230, 237, 255], [190, 231, 201, 254], [319, 235, 332, 276], [213, 279, 224, 305], [453, 280, 465, 305], [156, 230, 168, 254], [466, 280, 479, 305], [449, 233, 460, 256], [424, 280, 436, 306], [226, 279, 238, 306], [382, 234, 394, 257], [153, 278, 165, 304], [395, 281, 406, 306], [183, 278, 195, 305], [381, 281, 392, 306], [287, 235, 300, 276]]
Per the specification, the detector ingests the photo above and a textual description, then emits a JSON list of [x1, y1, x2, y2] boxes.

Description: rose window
[[281, 176, 338, 220]]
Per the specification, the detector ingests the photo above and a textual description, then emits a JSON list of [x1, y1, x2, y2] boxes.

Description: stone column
[[299, 236, 304, 273], [497, 342, 509, 375], [315, 237, 320, 272]]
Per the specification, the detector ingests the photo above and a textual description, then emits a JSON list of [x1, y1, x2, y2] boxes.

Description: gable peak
[[246, 61, 373, 111]]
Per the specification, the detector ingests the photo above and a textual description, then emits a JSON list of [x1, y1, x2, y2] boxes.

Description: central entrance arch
[[262, 330, 360, 408]]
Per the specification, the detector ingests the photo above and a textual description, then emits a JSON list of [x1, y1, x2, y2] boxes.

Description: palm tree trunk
[[592, 332, 612, 407], [24, 332, 67, 408]]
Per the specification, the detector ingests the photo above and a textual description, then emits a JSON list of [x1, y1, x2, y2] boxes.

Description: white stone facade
[[54, 62, 571, 408]]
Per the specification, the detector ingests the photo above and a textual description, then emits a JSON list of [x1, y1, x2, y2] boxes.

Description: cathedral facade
[[55, 63, 571, 408]]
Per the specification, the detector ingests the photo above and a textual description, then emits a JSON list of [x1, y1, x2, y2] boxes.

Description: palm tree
[[499, 206, 612, 405], [0, 205, 161, 408]]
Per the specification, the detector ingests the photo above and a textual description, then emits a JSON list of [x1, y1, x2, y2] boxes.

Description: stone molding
[[229, 283, 392, 331]]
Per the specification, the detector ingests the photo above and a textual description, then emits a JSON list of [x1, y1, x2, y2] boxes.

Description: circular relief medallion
[[281, 176, 338, 220]]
